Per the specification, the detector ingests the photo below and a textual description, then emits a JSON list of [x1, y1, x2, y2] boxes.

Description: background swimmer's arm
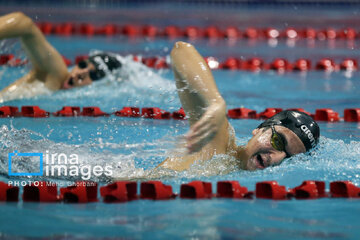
[[170, 41, 228, 154], [0, 12, 68, 91]]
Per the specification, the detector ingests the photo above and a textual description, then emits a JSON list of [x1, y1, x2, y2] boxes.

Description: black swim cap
[[88, 53, 122, 81], [257, 110, 320, 151]]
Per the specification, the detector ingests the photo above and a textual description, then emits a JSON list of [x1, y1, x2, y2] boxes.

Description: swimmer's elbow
[[7, 12, 35, 34], [11, 12, 27, 19], [10, 12, 32, 24], [170, 41, 197, 70], [171, 41, 194, 56]]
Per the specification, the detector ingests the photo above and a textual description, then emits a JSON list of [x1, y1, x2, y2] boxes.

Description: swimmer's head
[[243, 110, 320, 170], [62, 53, 121, 89]]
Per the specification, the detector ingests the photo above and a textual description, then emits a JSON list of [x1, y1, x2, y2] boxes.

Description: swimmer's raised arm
[[0, 12, 68, 91], [157, 42, 234, 171], [170, 41, 229, 154]]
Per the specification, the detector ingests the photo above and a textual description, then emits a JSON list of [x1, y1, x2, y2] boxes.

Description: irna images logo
[[8, 150, 113, 180]]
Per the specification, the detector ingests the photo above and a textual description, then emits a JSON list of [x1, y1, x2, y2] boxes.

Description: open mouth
[[62, 77, 75, 89], [68, 77, 74, 86], [256, 154, 265, 168]]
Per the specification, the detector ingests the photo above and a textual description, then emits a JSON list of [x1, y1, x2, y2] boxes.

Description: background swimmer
[[159, 41, 320, 171], [0, 12, 125, 101]]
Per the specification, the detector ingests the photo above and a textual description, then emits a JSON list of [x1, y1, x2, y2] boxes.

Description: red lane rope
[[0, 106, 359, 122], [1, 54, 359, 72], [34, 22, 360, 41], [1, 180, 359, 203]]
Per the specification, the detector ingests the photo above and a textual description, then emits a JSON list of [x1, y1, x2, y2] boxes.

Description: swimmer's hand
[[185, 100, 226, 154]]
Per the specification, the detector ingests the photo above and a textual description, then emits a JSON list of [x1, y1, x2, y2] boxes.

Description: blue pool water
[[1, 4, 360, 239]]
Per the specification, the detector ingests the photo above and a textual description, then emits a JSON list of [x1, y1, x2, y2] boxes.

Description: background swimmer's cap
[[257, 110, 320, 151], [88, 53, 122, 81]]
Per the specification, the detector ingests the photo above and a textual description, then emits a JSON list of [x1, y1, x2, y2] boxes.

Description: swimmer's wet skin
[[159, 41, 320, 171]]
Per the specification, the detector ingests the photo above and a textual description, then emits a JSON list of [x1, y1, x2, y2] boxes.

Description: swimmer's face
[[244, 126, 306, 170], [62, 61, 95, 89]]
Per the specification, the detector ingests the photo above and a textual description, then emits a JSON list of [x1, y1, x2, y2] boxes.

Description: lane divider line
[[34, 22, 360, 41], [1, 180, 359, 203], [1, 54, 359, 72], [0, 106, 359, 122]]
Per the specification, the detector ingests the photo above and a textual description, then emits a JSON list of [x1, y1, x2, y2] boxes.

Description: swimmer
[[0, 12, 123, 102], [159, 41, 320, 171]]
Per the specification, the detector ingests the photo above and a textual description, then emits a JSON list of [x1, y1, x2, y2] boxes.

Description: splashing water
[[0, 42, 177, 106], [1, 123, 359, 186], [51, 54, 177, 106]]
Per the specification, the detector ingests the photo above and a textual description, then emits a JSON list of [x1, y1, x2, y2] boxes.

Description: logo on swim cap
[[300, 125, 316, 148]]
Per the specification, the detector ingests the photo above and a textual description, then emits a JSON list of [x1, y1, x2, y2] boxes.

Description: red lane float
[[270, 58, 292, 72], [141, 107, 171, 119], [184, 26, 203, 38], [221, 57, 241, 70], [316, 58, 337, 71], [288, 181, 326, 199], [142, 25, 158, 38], [217, 181, 251, 199], [204, 57, 220, 70], [338, 28, 357, 39], [53, 106, 81, 117], [100, 181, 138, 203], [82, 106, 109, 117], [245, 57, 266, 71], [224, 26, 241, 39], [23, 182, 59, 202], [54, 23, 74, 36], [122, 24, 140, 37], [0, 182, 19, 202], [314, 108, 340, 122], [163, 25, 182, 38], [180, 181, 212, 199], [37, 22, 53, 34], [0, 106, 19, 117], [244, 27, 259, 39], [60, 182, 98, 203], [330, 181, 360, 198], [78, 23, 95, 36], [300, 27, 317, 39], [204, 26, 223, 39], [140, 181, 174, 200], [172, 107, 186, 120], [344, 108, 360, 122], [114, 107, 141, 117], [21, 106, 49, 118], [258, 108, 283, 119], [340, 59, 358, 71], [142, 57, 157, 68], [293, 58, 312, 71], [228, 108, 257, 119], [264, 28, 280, 39], [0, 54, 14, 65], [97, 24, 117, 36], [255, 181, 288, 200], [283, 28, 298, 39]]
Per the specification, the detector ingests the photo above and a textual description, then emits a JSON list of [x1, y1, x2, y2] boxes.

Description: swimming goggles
[[270, 125, 291, 158], [77, 60, 105, 81]]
